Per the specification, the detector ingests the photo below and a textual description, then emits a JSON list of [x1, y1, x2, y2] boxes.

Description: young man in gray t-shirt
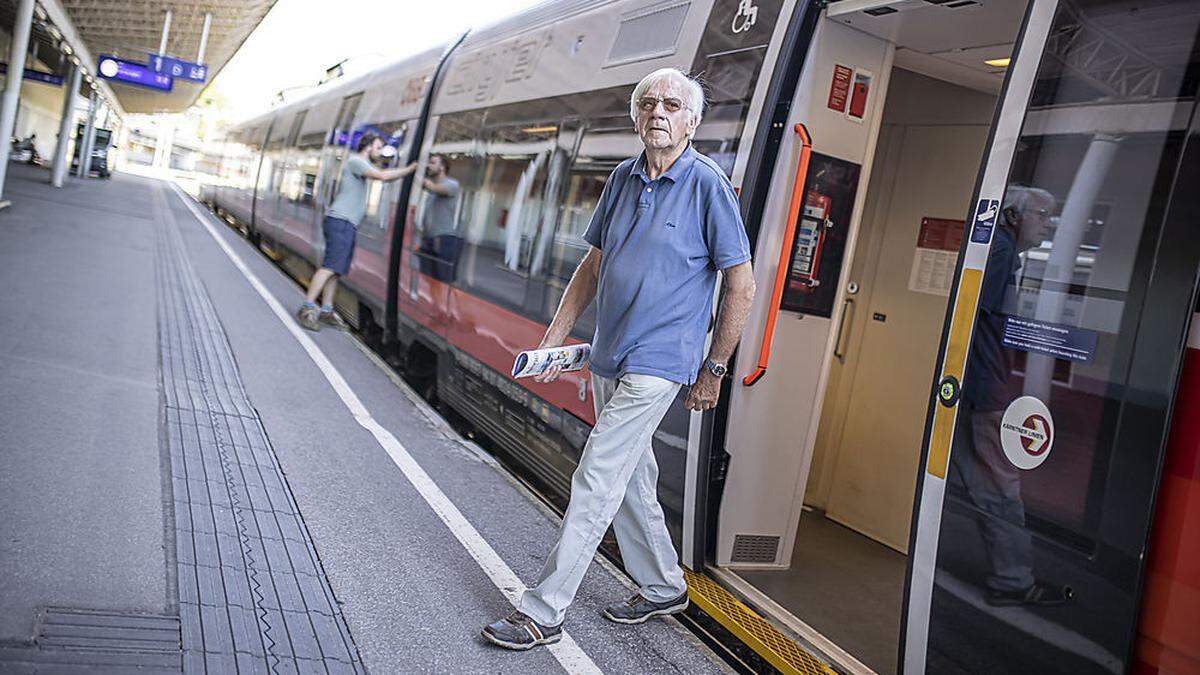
[[297, 132, 415, 331]]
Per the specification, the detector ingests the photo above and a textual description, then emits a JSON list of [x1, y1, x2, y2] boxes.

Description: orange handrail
[[743, 123, 812, 387]]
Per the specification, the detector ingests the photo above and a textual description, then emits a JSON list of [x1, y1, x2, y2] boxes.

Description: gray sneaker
[[318, 310, 349, 331], [602, 591, 689, 624], [482, 610, 562, 650], [296, 306, 321, 332]]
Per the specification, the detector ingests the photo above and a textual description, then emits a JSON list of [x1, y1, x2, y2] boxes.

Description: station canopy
[[55, 0, 275, 113]]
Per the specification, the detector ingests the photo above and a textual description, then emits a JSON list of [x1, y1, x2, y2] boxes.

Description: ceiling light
[[985, 57, 1011, 68], [521, 125, 558, 134]]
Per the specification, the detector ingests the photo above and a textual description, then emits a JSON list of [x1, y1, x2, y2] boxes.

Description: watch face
[[710, 362, 727, 377]]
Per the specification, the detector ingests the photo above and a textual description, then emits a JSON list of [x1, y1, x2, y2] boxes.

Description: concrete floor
[[0, 164, 729, 674], [0, 165, 168, 644]]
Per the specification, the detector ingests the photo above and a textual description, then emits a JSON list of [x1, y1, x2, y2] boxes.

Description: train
[[199, 0, 1200, 673]]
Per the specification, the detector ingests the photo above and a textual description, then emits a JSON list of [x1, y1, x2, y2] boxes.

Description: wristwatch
[[704, 358, 728, 378]]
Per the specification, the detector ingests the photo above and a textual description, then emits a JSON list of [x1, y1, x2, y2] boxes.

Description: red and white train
[[201, 0, 1200, 672]]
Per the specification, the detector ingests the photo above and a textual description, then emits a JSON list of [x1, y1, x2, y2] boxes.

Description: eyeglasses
[[637, 96, 687, 113]]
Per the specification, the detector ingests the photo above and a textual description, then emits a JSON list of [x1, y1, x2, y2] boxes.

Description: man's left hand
[[685, 369, 721, 411]]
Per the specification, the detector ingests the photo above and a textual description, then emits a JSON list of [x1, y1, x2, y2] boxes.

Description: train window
[[689, 0, 785, 175], [285, 109, 308, 147], [951, 0, 1200, 550], [360, 118, 414, 233], [424, 112, 559, 311], [288, 132, 324, 206], [540, 168, 606, 338]]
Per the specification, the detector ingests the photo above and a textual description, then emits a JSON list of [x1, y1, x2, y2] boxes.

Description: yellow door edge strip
[[926, 267, 983, 478], [684, 570, 838, 675]]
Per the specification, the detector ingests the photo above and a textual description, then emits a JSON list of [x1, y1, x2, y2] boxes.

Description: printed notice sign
[[1002, 316, 1098, 362], [828, 64, 852, 113], [908, 218, 964, 297]]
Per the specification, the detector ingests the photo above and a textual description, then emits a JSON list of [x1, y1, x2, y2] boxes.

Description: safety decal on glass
[[1001, 316, 1098, 363], [1000, 396, 1054, 470], [970, 198, 1000, 244]]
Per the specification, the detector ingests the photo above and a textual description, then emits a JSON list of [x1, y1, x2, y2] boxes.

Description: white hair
[[629, 68, 705, 129], [1002, 185, 1056, 219]]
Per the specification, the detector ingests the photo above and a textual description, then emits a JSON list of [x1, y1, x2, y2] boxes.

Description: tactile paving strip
[[153, 185, 364, 674], [684, 570, 837, 675]]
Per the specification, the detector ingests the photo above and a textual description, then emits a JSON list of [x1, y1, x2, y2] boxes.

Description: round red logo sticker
[[1000, 397, 1054, 470]]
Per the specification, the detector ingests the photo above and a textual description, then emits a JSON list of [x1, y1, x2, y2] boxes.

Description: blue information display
[[1002, 315, 1098, 362], [97, 55, 173, 91], [0, 63, 64, 86], [148, 54, 207, 83]]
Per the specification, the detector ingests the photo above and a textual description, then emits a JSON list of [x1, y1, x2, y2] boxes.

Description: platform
[[0, 163, 728, 674]]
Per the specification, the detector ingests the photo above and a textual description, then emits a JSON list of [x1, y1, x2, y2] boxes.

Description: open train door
[[903, 0, 1200, 673]]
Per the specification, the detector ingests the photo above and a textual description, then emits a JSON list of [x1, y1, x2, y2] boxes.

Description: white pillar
[[51, 64, 82, 187], [0, 0, 38, 200], [197, 13, 212, 63], [158, 9, 172, 55], [1023, 133, 1122, 401], [76, 92, 97, 178], [155, 117, 175, 170]]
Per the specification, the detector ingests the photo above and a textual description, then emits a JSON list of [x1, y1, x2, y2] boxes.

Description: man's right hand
[[534, 337, 565, 383]]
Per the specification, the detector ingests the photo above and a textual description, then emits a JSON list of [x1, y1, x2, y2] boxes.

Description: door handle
[[743, 123, 813, 387], [833, 298, 854, 361]]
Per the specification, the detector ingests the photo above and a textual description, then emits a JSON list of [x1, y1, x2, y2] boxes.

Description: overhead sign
[[1000, 396, 1055, 470], [0, 62, 64, 86], [98, 55, 173, 91], [148, 53, 207, 83]]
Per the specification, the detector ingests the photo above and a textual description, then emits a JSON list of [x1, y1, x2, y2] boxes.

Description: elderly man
[[483, 67, 757, 650]]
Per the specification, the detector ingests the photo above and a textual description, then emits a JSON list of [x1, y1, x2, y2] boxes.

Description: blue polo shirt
[[583, 144, 750, 385]]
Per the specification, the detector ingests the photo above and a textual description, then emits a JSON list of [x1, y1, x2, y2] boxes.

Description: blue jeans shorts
[[321, 215, 357, 275]]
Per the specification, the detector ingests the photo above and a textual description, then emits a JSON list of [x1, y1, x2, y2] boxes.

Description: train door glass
[[909, 1, 1200, 673]]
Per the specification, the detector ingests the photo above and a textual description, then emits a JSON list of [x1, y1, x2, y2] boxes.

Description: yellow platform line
[[685, 570, 837, 675]]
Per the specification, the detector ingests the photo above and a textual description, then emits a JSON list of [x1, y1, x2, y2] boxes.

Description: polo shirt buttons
[[647, 187, 653, 193]]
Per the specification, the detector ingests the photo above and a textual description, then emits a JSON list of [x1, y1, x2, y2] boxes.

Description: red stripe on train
[[1134, 328, 1200, 673]]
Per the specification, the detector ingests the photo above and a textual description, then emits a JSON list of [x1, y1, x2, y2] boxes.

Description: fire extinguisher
[[790, 188, 831, 292]]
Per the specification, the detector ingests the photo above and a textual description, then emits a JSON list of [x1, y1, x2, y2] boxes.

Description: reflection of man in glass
[[416, 155, 461, 282], [957, 185, 1069, 606]]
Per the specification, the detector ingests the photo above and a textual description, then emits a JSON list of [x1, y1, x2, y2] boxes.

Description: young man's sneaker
[[481, 610, 562, 650], [602, 591, 689, 624], [318, 310, 349, 331], [986, 581, 1072, 607], [296, 306, 321, 332]]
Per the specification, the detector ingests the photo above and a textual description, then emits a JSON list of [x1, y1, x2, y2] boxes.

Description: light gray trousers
[[519, 373, 688, 626]]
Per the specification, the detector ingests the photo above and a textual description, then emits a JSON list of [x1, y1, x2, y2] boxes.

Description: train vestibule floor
[[738, 510, 906, 675]]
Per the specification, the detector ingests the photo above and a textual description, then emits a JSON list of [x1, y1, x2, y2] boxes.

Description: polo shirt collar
[[633, 143, 697, 183]]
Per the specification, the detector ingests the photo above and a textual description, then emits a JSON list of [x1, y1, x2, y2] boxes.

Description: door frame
[[687, 0, 823, 569]]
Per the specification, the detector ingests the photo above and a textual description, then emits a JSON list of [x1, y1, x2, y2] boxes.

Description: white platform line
[[170, 184, 602, 675]]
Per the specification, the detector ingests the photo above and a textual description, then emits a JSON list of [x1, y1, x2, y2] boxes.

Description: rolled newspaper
[[512, 343, 591, 379]]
